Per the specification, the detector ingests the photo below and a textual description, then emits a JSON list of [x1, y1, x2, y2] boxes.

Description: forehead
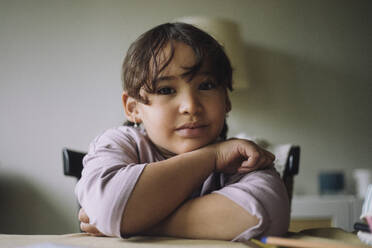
[[156, 42, 197, 75]]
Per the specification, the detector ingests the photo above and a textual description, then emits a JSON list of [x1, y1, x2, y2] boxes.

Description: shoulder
[[92, 126, 148, 149], [87, 126, 163, 163]]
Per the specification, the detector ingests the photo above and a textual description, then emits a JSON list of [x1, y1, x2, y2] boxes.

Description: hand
[[78, 208, 105, 236], [211, 138, 275, 174]]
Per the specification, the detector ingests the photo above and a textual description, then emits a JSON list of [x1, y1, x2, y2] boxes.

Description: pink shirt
[[75, 126, 290, 241]]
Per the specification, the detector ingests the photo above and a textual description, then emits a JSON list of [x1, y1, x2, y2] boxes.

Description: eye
[[156, 87, 175, 95], [199, 81, 217, 90]]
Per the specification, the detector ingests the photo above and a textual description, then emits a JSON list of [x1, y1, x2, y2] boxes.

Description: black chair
[[63, 148, 85, 180], [282, 146, 300, 207], [63, 146, 300, 206]]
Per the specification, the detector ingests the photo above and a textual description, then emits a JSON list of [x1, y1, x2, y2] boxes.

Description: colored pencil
[[261, 236, 362, 248]]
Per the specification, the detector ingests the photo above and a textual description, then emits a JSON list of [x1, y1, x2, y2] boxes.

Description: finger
[[241, 150, 261, 168], [263, 150, 276, 163], [237, 166, 254, 174], [80, 222, 104, 236], [255, 153, 269, 168], [260, 156, 275, 169], [255, 149, 275, 168], [241, 152, 271, 171], [247, 148, 270, 168], [79, 208, 90, 223]]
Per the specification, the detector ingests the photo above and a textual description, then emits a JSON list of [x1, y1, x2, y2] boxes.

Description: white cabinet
[[290, 195, 364, 232]]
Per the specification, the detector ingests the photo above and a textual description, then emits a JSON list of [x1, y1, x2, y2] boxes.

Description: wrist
[[197, 144, 217, 172]]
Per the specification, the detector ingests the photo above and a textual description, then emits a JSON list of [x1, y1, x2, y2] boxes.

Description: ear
[[122, 92, 142, 123]]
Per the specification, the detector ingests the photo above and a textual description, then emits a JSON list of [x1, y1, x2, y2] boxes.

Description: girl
[[76, 22, 290, 242]]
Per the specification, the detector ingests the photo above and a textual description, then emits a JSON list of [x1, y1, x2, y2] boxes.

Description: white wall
[[0, 0, 370, 234]]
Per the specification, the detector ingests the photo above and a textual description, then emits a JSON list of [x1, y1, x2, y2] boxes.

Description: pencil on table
[[261, 236, 363, 248]]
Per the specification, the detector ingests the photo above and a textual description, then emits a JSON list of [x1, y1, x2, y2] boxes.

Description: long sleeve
[[75, 126, 290, 240], [75, 126, 162, 237], [212, 168, 290, 241]]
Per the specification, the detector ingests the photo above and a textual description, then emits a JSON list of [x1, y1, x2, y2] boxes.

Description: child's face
[[136, 42, 230, 155]]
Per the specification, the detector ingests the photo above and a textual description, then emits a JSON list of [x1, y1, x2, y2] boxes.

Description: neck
[[154, 144, 177, 159]]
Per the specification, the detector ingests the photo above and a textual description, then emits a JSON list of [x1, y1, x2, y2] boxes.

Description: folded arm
[[143, 193, 259, 240], [80, 192, 259, 240], [121, 139, 274, 236], [77, 133, 274, 239], [120, 147, 216, 236]]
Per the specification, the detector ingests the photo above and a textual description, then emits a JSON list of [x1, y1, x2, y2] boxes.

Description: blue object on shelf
[[319, 171, 344, 195]]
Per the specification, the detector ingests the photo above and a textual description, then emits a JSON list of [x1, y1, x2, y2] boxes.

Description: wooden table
[[0, 228, 368, 248]]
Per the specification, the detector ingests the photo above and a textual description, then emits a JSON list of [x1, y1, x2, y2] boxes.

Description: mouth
[[176, 123, 207, 130], [175, 123, 208, 137]]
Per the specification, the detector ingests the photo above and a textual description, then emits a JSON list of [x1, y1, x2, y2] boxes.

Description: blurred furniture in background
[[290, 195, 364, 232]]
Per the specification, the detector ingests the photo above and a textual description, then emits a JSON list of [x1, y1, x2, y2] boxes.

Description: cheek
[[206, 95, 228, 117], [140, 105, 171, 127], [213, 95, 229, 122], [204, 102, 226, 133], [208, 104, 225, 120]]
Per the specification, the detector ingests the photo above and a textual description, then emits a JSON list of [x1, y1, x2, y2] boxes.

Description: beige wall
[[0, 0, 370, 234]]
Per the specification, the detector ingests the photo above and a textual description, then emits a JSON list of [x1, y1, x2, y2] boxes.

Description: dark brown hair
[[122, 22, 233, 99], [122, 22, 233, 139]]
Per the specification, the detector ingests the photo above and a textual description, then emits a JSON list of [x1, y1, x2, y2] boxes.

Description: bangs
[[122, 22, 232, 103], [146, 41, 204, 92], [147, 41, 230, 91]]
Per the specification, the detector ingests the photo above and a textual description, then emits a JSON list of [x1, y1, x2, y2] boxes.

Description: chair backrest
[[62, 148, 85, 179], [282, 146, 300, 208], [62, 146, 300, 204]]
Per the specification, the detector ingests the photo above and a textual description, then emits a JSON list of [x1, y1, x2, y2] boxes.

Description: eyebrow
[[155, 75, 177, 83], [155, 71, 213, 83]]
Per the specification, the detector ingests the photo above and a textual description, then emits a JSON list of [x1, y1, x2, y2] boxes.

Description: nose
[[178, 90, 202, 115]]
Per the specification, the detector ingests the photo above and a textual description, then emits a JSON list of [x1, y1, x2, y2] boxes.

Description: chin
[[175, 141, 211, 154]]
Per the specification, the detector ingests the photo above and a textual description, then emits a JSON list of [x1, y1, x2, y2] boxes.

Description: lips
[[176, 123, 206, 130], [175, 123, 208, 137]]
